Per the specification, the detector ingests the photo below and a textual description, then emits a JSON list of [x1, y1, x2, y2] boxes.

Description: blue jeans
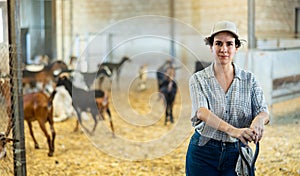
[[185, 131, 240, 176]]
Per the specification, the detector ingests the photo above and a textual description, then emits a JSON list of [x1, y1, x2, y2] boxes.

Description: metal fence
[[0, 44, 14, 175], [0, 41, 26, 176]]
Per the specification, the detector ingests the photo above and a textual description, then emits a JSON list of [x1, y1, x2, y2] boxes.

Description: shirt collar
[[204, 62, 243, 80], [233, 63, 243, 80]]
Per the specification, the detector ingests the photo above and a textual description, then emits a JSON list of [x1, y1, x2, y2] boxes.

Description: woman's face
[[210, 32, 238, 65]]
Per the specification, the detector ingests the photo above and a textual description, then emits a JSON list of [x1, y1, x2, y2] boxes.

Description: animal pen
[[0, 1, 300, 176]]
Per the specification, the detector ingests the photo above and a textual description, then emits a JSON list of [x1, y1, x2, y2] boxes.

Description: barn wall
[[235, 49, 300, 105], [55, 0, 300, 61], [256, 0, 300, 38], [53, 0, 300, 97], [66, 0, 300, 38]]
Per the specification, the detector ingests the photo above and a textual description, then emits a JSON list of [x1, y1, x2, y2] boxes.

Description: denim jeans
[[185, 131, 240, 176]]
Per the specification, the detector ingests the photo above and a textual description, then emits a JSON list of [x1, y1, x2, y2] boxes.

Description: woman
[[185, 21, 270, 176]]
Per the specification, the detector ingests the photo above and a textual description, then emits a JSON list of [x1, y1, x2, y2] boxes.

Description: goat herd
[[0, 56, 179, 158]]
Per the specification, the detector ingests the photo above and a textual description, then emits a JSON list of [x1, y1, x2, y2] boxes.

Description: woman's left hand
[[250, 112, 269, 143]]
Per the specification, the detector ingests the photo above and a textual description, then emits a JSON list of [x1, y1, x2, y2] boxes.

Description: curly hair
[[204, 33, 242, 48]]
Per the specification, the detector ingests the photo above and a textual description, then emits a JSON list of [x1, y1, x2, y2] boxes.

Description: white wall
[[235, 49, 300, 105]]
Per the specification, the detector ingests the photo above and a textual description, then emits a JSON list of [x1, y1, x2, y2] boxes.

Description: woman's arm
[[250, 111, 269, 143], [250, 75, 270, 143], [197, 107, 256, 145]]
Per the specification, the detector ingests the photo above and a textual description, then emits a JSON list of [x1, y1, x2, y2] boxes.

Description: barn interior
[[0, 0, 300, 175]]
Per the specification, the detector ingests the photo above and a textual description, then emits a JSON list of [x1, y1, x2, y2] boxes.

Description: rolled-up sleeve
[[189, 74, 208, 127]]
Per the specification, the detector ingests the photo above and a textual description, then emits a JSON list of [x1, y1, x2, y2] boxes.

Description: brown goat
[[23, 91, 56, 156], [22, 60, 68, 90], [95, 91, 115, 135]]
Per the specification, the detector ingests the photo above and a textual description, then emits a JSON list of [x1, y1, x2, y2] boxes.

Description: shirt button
[[225, 111, 228, 113]]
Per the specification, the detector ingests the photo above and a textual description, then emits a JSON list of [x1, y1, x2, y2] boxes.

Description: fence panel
[[0, 44, 14, 175]]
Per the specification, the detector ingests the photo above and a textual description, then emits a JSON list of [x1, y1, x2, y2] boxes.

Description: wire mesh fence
[[0, 43, 14, 175]]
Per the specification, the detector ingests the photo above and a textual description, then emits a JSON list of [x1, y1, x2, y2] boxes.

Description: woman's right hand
[[228, 127, 256, 145]]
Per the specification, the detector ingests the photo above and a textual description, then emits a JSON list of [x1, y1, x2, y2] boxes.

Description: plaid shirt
[[189, 63, 269, 143]]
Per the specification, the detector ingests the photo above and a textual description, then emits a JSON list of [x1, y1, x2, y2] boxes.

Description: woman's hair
[[204, 33, 242, 48]]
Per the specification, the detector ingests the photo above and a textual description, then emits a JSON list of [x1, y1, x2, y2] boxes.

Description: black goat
[[56, 75, 114, 135], [54, 66, 111, 90], [98, 56, 131, 88], [156, 60, 173, 91], [159, 67, 177, 125], [81, 66, 112, 89]]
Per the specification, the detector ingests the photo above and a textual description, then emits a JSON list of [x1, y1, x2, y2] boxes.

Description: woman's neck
[[213, 62, 234, 93], [213, 62, 234, 77]]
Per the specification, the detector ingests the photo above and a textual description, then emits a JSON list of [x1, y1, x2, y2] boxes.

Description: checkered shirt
[[189, 63, 269, 142]]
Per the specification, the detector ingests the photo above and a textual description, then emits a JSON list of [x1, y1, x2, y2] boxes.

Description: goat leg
[[49, 122, 55, 155], [91, 117, 98, 135], [37, 120, 53, 156], [76, 118, 92, 135], [165, 109, 169, 125], [107, 108, 115, 137], [170, 107, 174, 123], [73, 120, 79, 132], [73, 109, 89, 133], [74, 119, 90, 134], [27, 121, 39, 149]]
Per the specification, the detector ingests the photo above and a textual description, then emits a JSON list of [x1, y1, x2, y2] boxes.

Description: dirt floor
[[1, 79, 300, 176]]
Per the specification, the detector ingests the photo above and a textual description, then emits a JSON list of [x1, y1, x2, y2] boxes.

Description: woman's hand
[[228, 127, 256, 146], [250, 112, 269, 143], [250, 116, 265, 143]]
